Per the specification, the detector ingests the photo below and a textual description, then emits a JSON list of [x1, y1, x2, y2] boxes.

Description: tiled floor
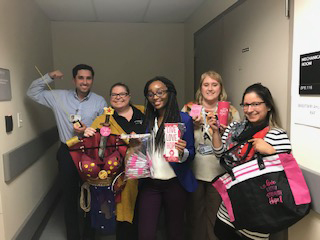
[[37, 197, 288, 240], [39, 199, 67, 240], [37, 198, 169, 240], [38, 199, 116, 240]]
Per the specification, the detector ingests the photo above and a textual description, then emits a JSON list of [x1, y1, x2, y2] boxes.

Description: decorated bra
[[67, 107, 131, 234], [80, 151, 120, 179], [68, 107, 127, 186], [69, 130, 127, 185]]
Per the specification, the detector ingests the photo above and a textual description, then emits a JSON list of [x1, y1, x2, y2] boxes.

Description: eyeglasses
[[240, 102, 265, 109], [110, 92, 129, 98], [146, 89, 168, 98]]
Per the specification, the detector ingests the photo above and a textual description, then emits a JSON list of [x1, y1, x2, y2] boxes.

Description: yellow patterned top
[[90, 104, 144, 223]]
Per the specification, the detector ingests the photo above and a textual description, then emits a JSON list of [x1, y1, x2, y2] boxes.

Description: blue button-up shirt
[[27, 73, 107, 143]]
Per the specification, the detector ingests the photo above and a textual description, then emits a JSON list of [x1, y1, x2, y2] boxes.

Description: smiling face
[[243, 92, 270, 126], [147, 80, 169, 111], [201, 76, 221, 103], [73, 69, 93, 97], [110, 85, 130, 111]]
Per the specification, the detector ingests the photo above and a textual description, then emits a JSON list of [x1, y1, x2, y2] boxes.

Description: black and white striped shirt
[[214, 122, 292, 240]]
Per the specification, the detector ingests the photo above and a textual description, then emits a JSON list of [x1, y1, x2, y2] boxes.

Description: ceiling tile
[[145, 0, 206, 23], [35, 0, 96, 21], [93, 0, 150, 22], [35, 0, 207, 23]]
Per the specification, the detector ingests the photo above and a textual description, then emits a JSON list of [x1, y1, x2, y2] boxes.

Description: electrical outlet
[[17, 112, 23, 128]]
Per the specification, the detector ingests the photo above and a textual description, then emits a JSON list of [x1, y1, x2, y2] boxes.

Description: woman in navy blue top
[[138, 76, 197, 240]]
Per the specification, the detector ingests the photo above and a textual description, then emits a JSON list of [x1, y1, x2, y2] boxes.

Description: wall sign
[[0, 68, 12, 101], [294, 99, 320, 129], [299, 51, 320, 94]]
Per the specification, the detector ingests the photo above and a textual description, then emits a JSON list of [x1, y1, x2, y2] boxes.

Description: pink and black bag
[[212, 151, 311, 233]]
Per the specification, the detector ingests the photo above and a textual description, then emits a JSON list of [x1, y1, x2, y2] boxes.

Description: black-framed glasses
[[110, 92, 129, 98], [146, 89, 168, 98], [240, 102, 265, 109]]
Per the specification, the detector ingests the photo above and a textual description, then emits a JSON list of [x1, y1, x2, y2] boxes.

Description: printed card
[[189, 104, 202, 117], [164, 123, 181, 162]]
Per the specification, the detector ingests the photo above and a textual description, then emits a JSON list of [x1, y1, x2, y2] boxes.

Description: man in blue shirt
[[27, 64, 107, 240]]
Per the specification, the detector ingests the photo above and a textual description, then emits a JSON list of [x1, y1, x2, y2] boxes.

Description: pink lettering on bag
[[260, 179, 284, 205]]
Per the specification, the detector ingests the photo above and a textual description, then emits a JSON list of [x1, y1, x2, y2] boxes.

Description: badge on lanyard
[[198, 143, 214, 155]]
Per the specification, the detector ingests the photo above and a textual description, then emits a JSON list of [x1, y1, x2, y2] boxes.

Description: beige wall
[[221, 0, 290, 129], [0, 0, 318, 239], [0, 0, 56, 239], [185, 0, 290, 130], [184, 0, 237, 103], [51, 22, 185, 107], [289, 0, 320, 238]]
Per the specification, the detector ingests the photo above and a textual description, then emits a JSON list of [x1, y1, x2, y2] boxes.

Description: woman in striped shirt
[[208, 83, 291, 240]]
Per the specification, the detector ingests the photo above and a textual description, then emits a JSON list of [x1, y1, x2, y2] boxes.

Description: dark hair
[[241, 83, 280, 128], [109, 82, 130, 96], [144, 76, 181, 150], [72, 64, 94, 78]]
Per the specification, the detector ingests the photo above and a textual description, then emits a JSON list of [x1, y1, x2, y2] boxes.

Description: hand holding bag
[[212, 151, 311, 233]]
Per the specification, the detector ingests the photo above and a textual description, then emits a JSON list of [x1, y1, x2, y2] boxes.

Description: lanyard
[[201, 108, 211, 141]]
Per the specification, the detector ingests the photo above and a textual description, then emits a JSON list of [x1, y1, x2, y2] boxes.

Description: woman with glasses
[[84, 82, 145, 240], [208, 83, 291, 240], [138, 76, 197, 240], [182, 70, 240, 240]]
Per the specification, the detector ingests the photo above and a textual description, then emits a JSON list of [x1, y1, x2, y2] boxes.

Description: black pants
[[116, 221, 138, 240], [116, 190, 139, 240], [57, 143, 93, 240]]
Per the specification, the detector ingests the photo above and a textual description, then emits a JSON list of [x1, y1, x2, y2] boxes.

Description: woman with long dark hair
[[138, 76, 197, 240], [209, 83, 291, 240]]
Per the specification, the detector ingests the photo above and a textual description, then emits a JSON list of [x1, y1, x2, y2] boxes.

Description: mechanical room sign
[[300, 51, 320, 94]]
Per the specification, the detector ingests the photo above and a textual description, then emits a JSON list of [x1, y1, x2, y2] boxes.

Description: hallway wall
[[289, 0, 320, 238], [1, 0, 319, 239], [192, 0, 290, 130], [184, 0, 237, 103], [0, 0, 56, 239], [51, 22, 185, 107]]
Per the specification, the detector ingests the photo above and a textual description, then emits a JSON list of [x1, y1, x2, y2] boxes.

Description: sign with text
[[0, 68, 11, 101], [294, 99, 320, 128], [299, 51, 320, 94]]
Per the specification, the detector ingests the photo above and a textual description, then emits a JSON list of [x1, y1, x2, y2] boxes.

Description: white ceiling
[[34, 0, 207, 23]]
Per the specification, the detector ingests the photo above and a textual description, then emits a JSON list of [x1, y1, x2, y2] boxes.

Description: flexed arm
[[27, 69, 64, 108]]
